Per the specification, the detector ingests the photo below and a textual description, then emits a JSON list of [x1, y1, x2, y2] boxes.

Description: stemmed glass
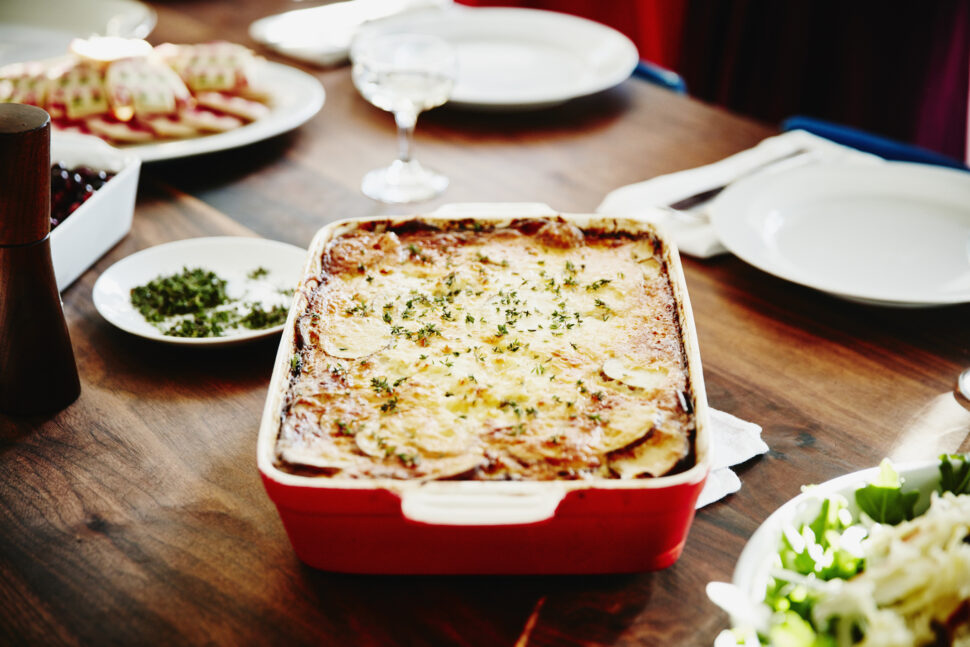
[[351, 33, 457, 204]]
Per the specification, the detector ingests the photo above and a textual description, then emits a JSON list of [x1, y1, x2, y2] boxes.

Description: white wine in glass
[[351, 33, 457, 204]]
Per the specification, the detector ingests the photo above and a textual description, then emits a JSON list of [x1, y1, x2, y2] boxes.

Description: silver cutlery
[[667, 147, 817, 212]]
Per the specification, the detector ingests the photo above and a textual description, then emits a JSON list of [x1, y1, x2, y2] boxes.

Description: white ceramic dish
[[92, 236, 306, 346], [50, 133, 141, 292], [250, 0, 450, 67], [0, 0, 155, 66], [709, 162, 970, 307], [55, 61, 326, 163], [354, 6, 639, 110], [256, 202, 712, 574]]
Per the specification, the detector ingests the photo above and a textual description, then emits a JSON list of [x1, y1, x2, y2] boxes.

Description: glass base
[[361, 159, 448, 204]]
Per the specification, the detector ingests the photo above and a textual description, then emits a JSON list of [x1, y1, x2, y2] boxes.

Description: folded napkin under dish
[[597, 130, 883, 257], [697, 408, 768, 508]]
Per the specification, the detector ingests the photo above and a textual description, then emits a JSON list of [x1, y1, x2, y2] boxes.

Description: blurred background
[[458, 0, 970, 163]]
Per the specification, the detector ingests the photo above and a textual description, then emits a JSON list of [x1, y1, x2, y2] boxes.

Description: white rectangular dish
[[50, 132, 141, 291]]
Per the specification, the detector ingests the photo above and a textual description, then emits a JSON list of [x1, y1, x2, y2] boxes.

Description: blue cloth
[[634, 60, 687, 95], [782, 116, 969, 171]]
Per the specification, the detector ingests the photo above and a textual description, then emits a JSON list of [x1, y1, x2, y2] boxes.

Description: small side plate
[[92, 236, 306, 346]]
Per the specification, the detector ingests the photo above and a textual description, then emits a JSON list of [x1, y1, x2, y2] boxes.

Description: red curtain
[[454, 0, 686, 70], [677, 0, 969, 161], [456, 0, 969, 161]]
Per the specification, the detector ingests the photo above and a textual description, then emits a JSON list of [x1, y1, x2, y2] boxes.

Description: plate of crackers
[[0, 37, 325, 162]]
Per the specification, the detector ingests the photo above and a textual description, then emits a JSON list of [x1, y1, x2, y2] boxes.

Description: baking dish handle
[[429, 202, 558, 219], [400, 489, 566, 526]]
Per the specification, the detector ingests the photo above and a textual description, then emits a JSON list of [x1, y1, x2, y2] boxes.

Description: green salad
[[724, 454, 970, 647]]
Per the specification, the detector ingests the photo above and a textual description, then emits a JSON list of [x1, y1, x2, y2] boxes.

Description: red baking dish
[[257, 203, 710, 574]]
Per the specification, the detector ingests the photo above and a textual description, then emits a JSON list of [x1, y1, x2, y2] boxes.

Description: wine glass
[[351, 32, 457, 204]]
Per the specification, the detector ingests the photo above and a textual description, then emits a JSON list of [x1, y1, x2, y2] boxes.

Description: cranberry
[[49, 163, 115, 231]]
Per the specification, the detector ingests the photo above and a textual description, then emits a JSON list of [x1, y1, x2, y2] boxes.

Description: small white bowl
[[50, 132, 141, 292]]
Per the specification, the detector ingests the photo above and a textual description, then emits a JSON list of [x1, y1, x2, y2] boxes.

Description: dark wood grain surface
[[2, 2, 969, 645]]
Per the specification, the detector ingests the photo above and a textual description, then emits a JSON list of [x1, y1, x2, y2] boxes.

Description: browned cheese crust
[[276, 218, 695, 481]]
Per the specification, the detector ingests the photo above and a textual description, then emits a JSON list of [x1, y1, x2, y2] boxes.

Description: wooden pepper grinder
[[0, 104, 81, 414]]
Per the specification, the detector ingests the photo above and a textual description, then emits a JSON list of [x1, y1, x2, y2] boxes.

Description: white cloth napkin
[[696, 409, 769, 508], [596, 130, 883, 258]]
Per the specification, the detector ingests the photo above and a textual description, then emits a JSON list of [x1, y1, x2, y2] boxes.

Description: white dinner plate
[[709, 161, 970, 307], [250, 0, 450, 67], [93, 237, 306, 346], [355, 6, 639, 110], [55, 61, 326, 163], [0, 0, 155, 66]]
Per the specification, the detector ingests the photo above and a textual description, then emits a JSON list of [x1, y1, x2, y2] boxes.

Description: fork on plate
[[664, 147, 818, 223]]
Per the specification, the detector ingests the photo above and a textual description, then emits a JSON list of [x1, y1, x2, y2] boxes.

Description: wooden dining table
[[3, 1, 970, 645]]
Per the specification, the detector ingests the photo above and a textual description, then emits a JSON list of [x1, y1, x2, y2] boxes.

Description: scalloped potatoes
[[276, 218, 696, 480]]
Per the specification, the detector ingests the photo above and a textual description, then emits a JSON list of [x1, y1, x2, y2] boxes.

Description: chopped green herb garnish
[[407, 243, 429, 262], [370, 376, 392, 395], [335, 420, 359, 436], [345, 299, 370, 316], [238, 304, 288, 330], [131, 266, 293, 338], [131, 267, 228, 322], [585, 279, 611, 291], [415, 323, 441, 344]]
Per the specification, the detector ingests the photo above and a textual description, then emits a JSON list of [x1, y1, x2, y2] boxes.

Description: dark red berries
[[50, 163, 115, 230]]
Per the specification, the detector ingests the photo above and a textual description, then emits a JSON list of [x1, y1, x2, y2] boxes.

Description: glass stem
[[395, 109, 417, 163]]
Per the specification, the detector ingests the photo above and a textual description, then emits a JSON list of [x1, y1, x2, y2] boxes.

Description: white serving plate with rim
[[249, 0, 451, 67], [60, 61, 326, 163], [0, 0, 155, 66], [354, 6, 639, 110], [709, 161, 970, 307], [92, 236, 307, 346]]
